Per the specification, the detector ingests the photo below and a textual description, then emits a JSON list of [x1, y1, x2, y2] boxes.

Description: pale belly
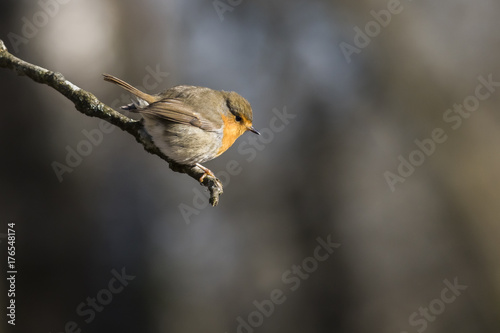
[[143, 117, 223, 165]]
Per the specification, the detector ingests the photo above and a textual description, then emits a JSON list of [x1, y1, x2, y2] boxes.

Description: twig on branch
[[0, 39, 223, 206]]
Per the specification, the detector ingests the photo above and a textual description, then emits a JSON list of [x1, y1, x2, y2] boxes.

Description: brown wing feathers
[[104, 74, 221, 132], [104, 74, 220, 132], [142, 100, 218, 131]]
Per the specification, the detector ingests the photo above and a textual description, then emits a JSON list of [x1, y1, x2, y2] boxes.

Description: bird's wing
[[138, 98, 222, 132]]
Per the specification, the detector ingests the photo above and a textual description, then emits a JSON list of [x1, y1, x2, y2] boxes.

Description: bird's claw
[[195, 163, 215, 183]]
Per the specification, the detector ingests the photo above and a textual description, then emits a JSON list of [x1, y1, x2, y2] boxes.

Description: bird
[[103, 74, 259, 181]]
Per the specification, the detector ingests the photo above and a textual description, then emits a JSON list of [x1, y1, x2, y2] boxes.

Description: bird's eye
[[235, 115, 242, 122]]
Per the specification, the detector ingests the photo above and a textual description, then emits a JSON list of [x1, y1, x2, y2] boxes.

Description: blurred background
[[1, 0, 500, 332]]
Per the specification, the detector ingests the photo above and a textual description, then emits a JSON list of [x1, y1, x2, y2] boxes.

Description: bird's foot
[[195, 163, 216, 183]]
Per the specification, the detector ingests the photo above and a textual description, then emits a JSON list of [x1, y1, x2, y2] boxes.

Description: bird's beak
[[247, 126, 260, 135]]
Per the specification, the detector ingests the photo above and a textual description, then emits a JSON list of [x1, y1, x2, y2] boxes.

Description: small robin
[[103, 74, 259, 181]]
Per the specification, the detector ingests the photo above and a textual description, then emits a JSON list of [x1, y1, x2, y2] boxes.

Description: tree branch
[[0, 39, 223, 206]]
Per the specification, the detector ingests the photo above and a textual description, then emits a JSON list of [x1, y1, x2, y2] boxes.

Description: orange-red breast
[[103, 74, 259, 180]]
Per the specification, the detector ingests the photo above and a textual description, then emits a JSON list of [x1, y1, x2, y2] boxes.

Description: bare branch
[[0, 39, 223, 206]]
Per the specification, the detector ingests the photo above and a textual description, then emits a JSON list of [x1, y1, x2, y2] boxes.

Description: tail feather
[[103, 73, 157, 104]]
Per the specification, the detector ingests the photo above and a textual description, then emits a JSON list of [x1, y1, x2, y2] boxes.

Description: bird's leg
[[195, 163, 216, 183]]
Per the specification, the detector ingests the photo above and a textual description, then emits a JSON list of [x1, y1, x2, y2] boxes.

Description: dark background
[[1, 0, 500, 332]]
